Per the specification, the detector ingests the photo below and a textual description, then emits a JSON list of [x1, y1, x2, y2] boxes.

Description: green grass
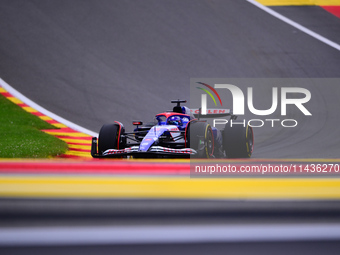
[[0, 94, 68, 158]]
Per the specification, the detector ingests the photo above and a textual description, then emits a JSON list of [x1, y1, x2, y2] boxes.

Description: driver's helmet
[[167, 116, 182, 126]]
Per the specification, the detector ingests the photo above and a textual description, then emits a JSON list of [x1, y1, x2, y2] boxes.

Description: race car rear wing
[[191, 108, 237, 120]]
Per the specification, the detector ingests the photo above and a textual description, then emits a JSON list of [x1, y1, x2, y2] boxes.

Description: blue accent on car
[[139, 126, 168, 152]]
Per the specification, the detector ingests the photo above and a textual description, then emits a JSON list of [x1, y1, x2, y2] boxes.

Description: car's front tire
[[98, 123, 125, 154], [187, 121, 214, 158]]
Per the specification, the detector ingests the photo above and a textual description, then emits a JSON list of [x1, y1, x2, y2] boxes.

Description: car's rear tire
[[98, 123, 125, 154], [188, 121, 214, 158], [223, 122, 254, 158]]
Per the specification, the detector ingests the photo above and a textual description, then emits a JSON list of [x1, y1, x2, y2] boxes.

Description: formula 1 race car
[[91, 100, 254, 158]]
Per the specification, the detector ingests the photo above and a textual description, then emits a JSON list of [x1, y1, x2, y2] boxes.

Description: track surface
[[1, 0, 340, 253], [0, 0, 340, 158], [2, 241, 340, 255]]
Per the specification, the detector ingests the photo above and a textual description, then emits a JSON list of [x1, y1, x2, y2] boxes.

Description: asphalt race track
[[1, 0, 340, 254], [0, 0, 340, 158]]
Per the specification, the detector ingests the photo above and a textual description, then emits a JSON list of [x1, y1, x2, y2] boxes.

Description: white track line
[[247, 0, 340, 51], [1, 223, 340, 246], [0, 78, 98, 137]]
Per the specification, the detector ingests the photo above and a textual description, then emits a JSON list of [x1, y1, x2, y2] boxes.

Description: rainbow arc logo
[[196, 82, 223, 106]]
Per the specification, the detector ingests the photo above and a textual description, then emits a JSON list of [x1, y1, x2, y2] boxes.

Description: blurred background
[[0, 0, 340, 254]]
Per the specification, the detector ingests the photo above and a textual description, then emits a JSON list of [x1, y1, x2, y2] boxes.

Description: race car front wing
[[91, 137, 197, 158]]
